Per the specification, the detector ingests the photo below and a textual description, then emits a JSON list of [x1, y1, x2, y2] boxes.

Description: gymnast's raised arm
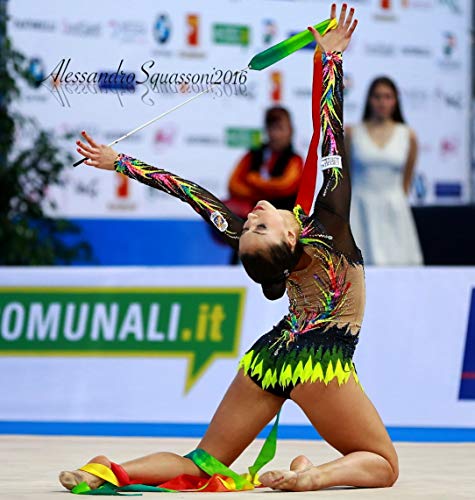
[[75, 131, 244, 249], [308, 5, 361, 261]]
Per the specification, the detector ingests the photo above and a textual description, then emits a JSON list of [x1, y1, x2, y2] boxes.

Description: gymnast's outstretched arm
[[75, 131, 244, 249]]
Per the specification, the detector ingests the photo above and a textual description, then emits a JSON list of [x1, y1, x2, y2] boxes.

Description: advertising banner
[[1, 266, 474, 429], [8, 0, 473, 219]]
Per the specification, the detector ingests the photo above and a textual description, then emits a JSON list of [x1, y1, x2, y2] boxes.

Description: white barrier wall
[[0, 267, 474, 428], [9, 0, 472, 215]]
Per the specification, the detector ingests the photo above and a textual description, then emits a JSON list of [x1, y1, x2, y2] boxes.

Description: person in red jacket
[[228, 107, 303, 218], [225, 107, 303, 263]]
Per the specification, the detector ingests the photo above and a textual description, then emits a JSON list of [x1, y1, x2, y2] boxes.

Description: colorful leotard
[[114, 51, 364, 399]]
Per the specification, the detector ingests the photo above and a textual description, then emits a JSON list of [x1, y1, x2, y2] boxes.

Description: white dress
[[350, 123, 423, 266]]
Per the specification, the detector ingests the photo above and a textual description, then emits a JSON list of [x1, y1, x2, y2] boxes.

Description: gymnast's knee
[[384, 452, 399, 487]]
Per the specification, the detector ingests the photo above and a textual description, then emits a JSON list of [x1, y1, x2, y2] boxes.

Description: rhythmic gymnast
[[61, 4, 399, 492]]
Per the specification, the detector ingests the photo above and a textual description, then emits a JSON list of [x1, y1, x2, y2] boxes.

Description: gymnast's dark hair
[[362, 76, 405, 124], [240, 241, 303, 301]]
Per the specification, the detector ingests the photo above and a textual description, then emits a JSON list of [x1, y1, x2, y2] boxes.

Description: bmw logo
[[153, 14, 171, 44], [27, 57, 46, 87]]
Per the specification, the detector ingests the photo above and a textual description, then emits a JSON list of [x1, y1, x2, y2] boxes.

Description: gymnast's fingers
[[347, 19, 358, 38], [330, 3, 337, 20], [338, 3, 348, 26], [81, 130, 99, 148], [84, 158, 99, 167], [345, 7, 355, 30], [76, 139, 95, 156]]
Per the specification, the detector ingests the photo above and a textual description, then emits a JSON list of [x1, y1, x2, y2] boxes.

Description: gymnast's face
[[238, 200, 297, 255], [369, 83, 397, 121]]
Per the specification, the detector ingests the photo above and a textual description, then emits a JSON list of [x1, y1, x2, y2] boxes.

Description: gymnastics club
[[73, 18, 336, 167]]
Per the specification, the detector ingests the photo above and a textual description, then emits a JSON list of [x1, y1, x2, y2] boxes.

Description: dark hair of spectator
[[265, 106, 292, 128], [362, 77, 405, 123]]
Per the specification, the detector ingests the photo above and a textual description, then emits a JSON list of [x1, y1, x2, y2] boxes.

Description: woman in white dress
[[346, 77, 423, 265]]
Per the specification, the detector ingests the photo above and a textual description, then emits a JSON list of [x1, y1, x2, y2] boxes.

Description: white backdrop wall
[[9, 0, 472, 219], [0, 267, 474, 428]]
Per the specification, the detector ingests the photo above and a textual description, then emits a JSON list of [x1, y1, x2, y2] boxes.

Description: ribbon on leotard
[[295, 48, 323, 214]]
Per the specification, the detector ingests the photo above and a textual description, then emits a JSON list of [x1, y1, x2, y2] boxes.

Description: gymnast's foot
[[260, 455, 322, 491], [59, 455, 111, 491]]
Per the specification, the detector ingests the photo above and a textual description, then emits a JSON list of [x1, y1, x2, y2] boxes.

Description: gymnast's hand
[[308, 3, 358, 53], [76, 131, 118, 171]]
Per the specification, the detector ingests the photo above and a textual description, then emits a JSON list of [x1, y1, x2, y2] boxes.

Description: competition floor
[[2, 435, 475, 499]]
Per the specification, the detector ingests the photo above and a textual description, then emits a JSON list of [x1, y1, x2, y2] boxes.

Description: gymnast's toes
[[259, 470, 299, 490]]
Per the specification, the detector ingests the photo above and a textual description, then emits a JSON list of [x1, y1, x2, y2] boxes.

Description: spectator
[[346, 77, 423, 266], [227, 106, 303, 217], [225, 106, 303, 264]]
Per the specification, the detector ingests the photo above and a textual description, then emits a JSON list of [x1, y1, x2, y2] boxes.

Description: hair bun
[[261, 281, 286, 301]]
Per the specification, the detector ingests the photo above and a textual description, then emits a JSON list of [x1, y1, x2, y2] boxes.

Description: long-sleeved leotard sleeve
[[114, 154, 244, 249], [310, 51, 362, 262]]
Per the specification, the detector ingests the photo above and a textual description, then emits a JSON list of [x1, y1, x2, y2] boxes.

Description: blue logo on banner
[[459, 288, 475, 399], [435, 182, 462, 198], [154, 14, 171, 44], [27, 57, 46, 88]]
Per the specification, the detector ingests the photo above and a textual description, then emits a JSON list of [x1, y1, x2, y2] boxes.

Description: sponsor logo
[[0, 287, 246, 391], [439, 0, 462, 14], [179, 14, 206, 59], [186, 14, 199, 46], [62, 20, 101, 37], [116, 173, 129, 199], [270, 71, 282, 103], [75, 179, 99, 199], [343, 73, 358, 112], [213, 24, 250, 47], [401, 0, 433, 8], [365, 43, 395, 56], [443, 31, 457, 58], [263, 19, 277, 45], [292, 87, 311, 99], [400, 46, 432, 57], [153, 124, 177, 149], [378, 0, 432, 10], [108, 20, 146, 43], [437, 32, 460, 69], [27, 57, 46, 88], [57, 122, 99, 138], [374, 0, 398, 21], [103, 130, 142, 144], [434, 181, 462, 198], [400, 87, 429, 108], [12, 18, 56, 32], [434, 88, 462, 109], [226, 127, 261, 148], [153, 14, 172, 44], [459, 289, 475, 399], [440, 137, 459, 156], [344, 73, 354, 96], [185, 135, 222, 146]]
